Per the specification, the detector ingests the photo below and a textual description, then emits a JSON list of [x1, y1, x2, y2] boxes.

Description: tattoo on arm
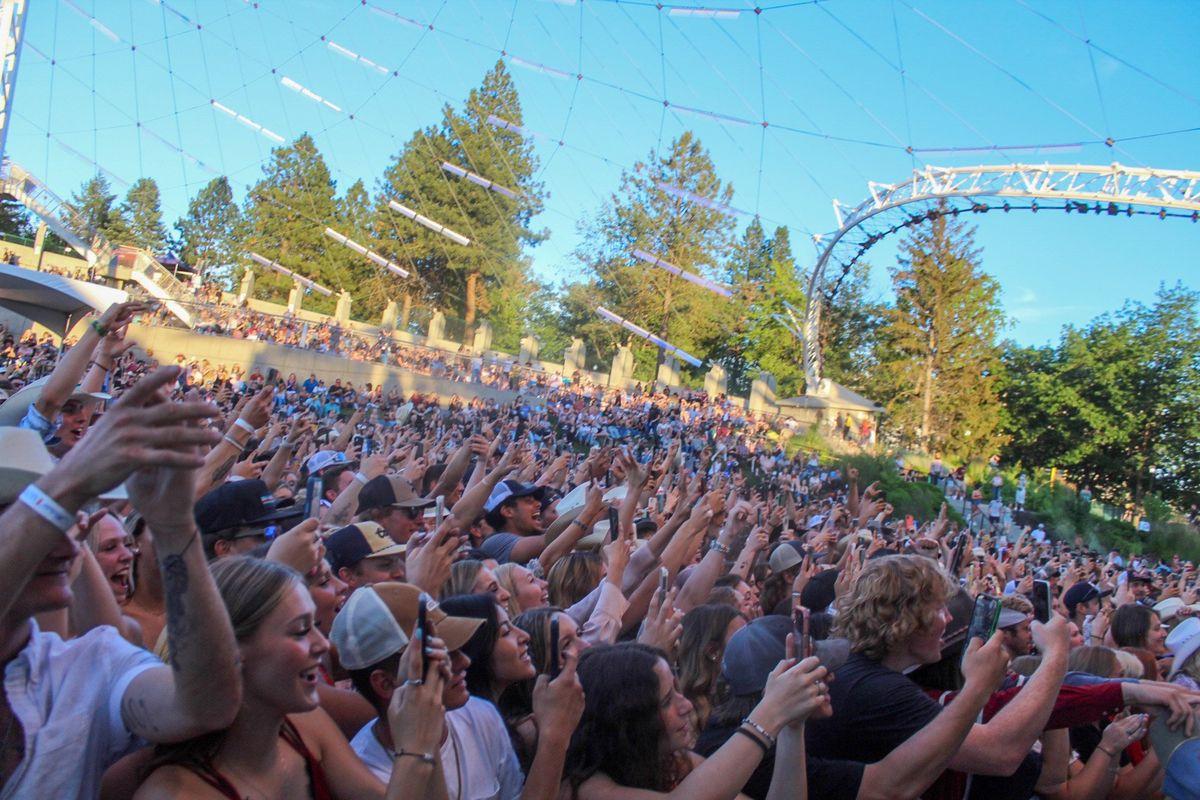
[[161, 554, 190, 673], [121, 694, 161, 735], [211, 456, 237, 483]]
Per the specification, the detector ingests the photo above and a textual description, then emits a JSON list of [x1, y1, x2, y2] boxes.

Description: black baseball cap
[[484, 480, 547, 513], [196, 479, 304, 538], [1063, 581, 1102, 613]]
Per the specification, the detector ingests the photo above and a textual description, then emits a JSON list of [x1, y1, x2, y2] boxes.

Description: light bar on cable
[[668, 103, 754, 128], [596, 307, 704, 368], [508, 55, 572, 80], [281, 77, 343, 113], [211, 100, 286, 143], [440, 162, 519, 200], [247, 252, 333, 296], [63, 0, 120, 42], [387, 200, 471, 246], [365, 3, 426, 30], [326, 41, 391, 75], [632, 249, 733, 298], [322, 227, 411, 279], [656, 182, 746, 218], [486, 114, 529, 136], [667, 6, 741, 19]]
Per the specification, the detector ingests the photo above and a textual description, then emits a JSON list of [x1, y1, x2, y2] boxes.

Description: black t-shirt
[[805, 652, 1041, 800], [696, 723, 864, 800]]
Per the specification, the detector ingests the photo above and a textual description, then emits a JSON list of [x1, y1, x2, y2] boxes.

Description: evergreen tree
[[175, 176, 243, 284], [68, 175, 128, 245], [242, 134, 341, 312], [119, 178, 169, 253], [335, 179, 387, 320], [377, 61, 545, 335], [819, 260, 887, 396], [0, 198, 34, 240], [567, 132, 736, 382], [875, 205, 1006, 460]]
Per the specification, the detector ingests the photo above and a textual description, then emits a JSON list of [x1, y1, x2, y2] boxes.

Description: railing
[[0, 160, 114, 265], [121, 247, 194, 327]]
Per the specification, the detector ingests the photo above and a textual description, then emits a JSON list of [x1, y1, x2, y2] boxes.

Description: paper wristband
[[19, 484, 75, 531]]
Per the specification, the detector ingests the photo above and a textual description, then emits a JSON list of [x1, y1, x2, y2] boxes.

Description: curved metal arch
[[802, 162, 1200, 393]]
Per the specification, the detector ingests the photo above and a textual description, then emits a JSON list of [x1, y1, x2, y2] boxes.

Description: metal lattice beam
[[0, 0, 29, 165], [802, 162, 1200, 393]]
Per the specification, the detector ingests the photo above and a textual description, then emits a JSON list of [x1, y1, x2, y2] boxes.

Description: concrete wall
[[128, 323, 523, 406]]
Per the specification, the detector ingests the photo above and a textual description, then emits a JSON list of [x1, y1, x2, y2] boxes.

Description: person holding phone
[[808, 555, 1074, 800]]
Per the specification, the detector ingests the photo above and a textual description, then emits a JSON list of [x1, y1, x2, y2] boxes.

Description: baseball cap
[[1063, 582, 1101, 614], [324, 522, 407, 574], [768, 541, 805, 574], [998, 608, 1030, 630], [1128, 569, 1154, 584], [484, 479, 547, 513], [330, 582, 483, 670], [356, 475, 432, 515], [1149, 708, 1200, 800], [305, 449, 349, 476], [195, 479, 304, 538]]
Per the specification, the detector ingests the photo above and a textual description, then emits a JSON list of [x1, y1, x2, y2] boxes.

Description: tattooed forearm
[[161, 554, 190, 673], [121, 694, 161, 735], [211, 456, 237, 483]]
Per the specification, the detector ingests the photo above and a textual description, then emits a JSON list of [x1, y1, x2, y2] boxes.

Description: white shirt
[[2, 622, 160, 800], [350, 697, 524, 800]]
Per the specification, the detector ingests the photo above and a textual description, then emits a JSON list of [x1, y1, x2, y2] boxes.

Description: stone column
[[428, 311, 446, 343], [564, 338, 586, 375], [472, 320, 493, 353], [656, 355, 680, 390], [749, 371, 778, 414], [609, 345, 634, 389], [287, 280, 304, 314], [237, 268, 255, 305], [335, 289, 352, 324], [33, 222, 47, 269], [381, 299, 398, 331], [704, 363, 728, 396], [519, 334, 540, 364]]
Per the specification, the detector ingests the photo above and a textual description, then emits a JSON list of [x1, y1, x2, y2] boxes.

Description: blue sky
[[6, 0, 1198, 346]]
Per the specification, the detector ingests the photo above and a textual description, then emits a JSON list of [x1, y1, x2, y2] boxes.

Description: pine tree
[[68, 175, 127, 245], [876, 204, 1006, 460], [0, 198, 34, 240], [175, 176, 243, 284], [377, 61, 545, 336], [242, 134, 341, 312], [820, 260, 887, 396], [119, 178, 169, 253], [567, 131, 736, 381]]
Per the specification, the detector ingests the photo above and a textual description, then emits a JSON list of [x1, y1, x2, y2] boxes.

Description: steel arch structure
[[801, 162, 1200, 394]]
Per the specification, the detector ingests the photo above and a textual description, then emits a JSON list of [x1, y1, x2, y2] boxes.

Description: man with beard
[[479, 480, 552, 565]]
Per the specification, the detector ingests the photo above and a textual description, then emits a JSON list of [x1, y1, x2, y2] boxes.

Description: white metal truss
[[802, 162, 1200, 393], [0, 0, 28, 164]]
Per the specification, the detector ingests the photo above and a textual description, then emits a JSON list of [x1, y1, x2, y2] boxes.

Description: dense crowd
[[0, 300, 1198, 800]]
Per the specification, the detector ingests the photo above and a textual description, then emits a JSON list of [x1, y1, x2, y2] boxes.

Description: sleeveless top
[[173, 719, 333, 800]]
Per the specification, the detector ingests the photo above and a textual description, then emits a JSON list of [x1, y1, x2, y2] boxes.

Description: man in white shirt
[[333, 583, 581, 800]]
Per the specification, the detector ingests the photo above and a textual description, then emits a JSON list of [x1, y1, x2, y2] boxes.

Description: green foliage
[[0, 198, 34, 239], [999, 284, 1200, 509], [242, 133, 341, 314], [375, 61, 545, 333], [718, 221, 806, 396], [68, 174, 127, 244], [834, 453, 961, 524], [874, 205, 1006, 462], [119, 178, 169, 253], [175, 176, 243, 284], [820, 260, 887, 396], [567, 132, 737, 382]]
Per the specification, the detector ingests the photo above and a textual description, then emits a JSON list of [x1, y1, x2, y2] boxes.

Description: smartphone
[[362, 436, 373, 456], [608, 506, 620, 541], [756, 508, 763, 527], [656, 494, 665, 514], [949, 532, 968, 575], [416, 593, 430, 683], [793, 606, 814, 659], [302, 475, 321, 519], [549, 616, 561, 679], [961, 594, 1002, 668], [414, 442, 424, 460], [1030, 579, 1052, 624], [658, 566, 670, 604], [435, 495, 445, 529], [472, 418, 482, 436]]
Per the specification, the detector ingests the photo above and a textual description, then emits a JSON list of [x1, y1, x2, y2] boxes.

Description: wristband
[[19, 484, 76, 532], [90, 319, 109, 338], [734, 726, 771, 755], [395, 750, 436, 765], [740, 717, 777, 748], [233, 418, 256, 435], [223, 434, 247, 450], [354, 471, 370, 485], [1097, 745, 1118, 759], [709, 540, 731, 555]]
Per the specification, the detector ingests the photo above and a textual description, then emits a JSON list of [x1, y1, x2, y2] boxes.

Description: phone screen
[[794, 607, 813, 659], [1031, 580, 1052, 624], [435, 495, 445, 529], [549, 616, 561, 679], [416, 593, 430, 682], [302, 475, 321, 520], [961, 594, 1001, 668], [658, 566, 669, 604], [608, 506, 620, 541]]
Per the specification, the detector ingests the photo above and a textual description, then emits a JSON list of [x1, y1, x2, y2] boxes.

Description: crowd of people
[[0, 299, 1198, 800]]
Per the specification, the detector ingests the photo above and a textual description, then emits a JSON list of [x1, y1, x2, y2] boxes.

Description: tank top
[[175, 718, 333, 800]]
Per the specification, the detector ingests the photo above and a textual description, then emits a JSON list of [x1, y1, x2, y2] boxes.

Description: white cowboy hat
[[0, 428, 55, 505], [0, 376, 111, 427]]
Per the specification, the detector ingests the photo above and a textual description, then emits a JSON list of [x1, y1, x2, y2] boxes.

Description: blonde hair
[[547, 550, 604, 609], [493, 563, 525, 620], [833, 554, 955, 661], [1113, 648, 1145, 679]]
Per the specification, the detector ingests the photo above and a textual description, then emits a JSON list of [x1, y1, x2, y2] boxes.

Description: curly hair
[[833, 554, 955, 661]]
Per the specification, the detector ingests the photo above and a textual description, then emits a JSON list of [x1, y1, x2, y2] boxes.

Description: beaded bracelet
[[740, 717, 777, 748]]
